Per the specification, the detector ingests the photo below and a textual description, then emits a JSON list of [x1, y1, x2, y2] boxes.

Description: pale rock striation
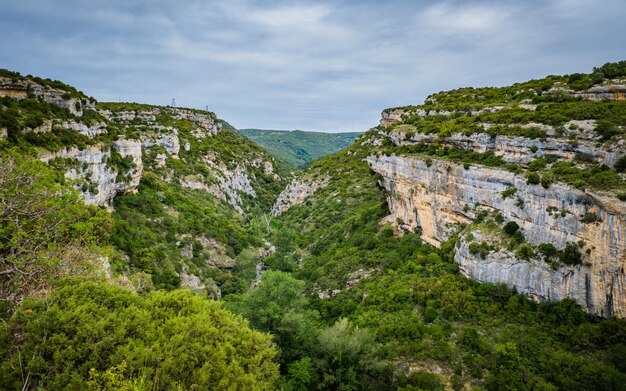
[[386, 124, 625, 167], [39, 139, 142, 206], [141, 132, 181, 156], [61, 121, 108, 138], [0, 77, 95, 116], [547, 80, 626, 101], [367, 154, 626, 317], [271, 176, 329, 216]]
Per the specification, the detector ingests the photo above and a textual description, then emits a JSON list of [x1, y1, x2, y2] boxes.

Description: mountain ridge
[[237, 127, 361, 168]]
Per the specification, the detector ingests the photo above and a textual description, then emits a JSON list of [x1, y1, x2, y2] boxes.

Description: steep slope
[[0, 70, 291, 295], [238, 128, 361, 168], [261, 62, 626, 389], [368, 61, 626, 318]]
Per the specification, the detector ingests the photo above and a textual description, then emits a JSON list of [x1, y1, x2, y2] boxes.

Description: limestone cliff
[[367, 154, 626, 317], [39, 139, 142, 206], [272, 176, 329, 216], [0, 76, 96, 116]]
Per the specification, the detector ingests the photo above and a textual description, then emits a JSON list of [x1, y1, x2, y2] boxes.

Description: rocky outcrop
[[61, 121, 108, 138], [547, 80, 626, 101], [172, 108, 221, 136], [215, 164, 256, 213], [179, 236, 235, 269], [39, 139, 142, 206], [386, 122, 626, 167], [0, 77, 95, 116], [454, 233, 618, 315], [101, 107, 221, 136], [272, 176, 329, 216], [380, 106, 505, 127], [367, 154, 626, 317], [141, 132, 180, 156]]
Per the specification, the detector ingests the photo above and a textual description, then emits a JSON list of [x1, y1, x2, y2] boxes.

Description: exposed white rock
[[61, 121, 108, 138], [367, 154, 626, 317], [272, 176, 329, 216], [141, 133, 180, 156], [0, 77, 96, 116], [39, 139, 142, 206], [386, 127, 625, 167], [31, 120, 53, 134]]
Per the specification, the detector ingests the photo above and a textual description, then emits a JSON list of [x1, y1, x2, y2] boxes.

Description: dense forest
[[237, 128, 361, 168]]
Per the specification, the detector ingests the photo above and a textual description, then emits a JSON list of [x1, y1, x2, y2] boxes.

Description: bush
[[515, 243, 535, 260], [527, 172, 541, 185], [503, 221, 520, 235], [541, 173, 555, 189], [595, 120, 621, 141], [614, 156, 626, 173], [538, 243, 558, 261], [560, 242, 583, 265], [501, 187, 517, 199]]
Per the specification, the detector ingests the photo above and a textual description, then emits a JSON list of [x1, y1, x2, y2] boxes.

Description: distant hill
[[237, 128, 361, 168]]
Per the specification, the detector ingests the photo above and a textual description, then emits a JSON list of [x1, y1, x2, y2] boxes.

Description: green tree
[[0, 280, 279, 390], [0, 150, 111, 314], [316, 318, 373, 390], [233, 270, 319, 366]]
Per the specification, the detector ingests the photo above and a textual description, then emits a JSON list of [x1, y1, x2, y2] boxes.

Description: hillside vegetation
[[238, 128, 361, 168], [1, 63, 626, 390]]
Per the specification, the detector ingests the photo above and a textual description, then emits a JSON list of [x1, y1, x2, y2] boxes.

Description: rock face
[[386, 123, 626, 168], [0, 77, 96, 116], [100, 106, 221, 136], [272, 177, 329, 216], [367, 154, 626, 317], [39, 139, 143, 206], [141, 132, 181, 156], [547, 80, 626, 102]]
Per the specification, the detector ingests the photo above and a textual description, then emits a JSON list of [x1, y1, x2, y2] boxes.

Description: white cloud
[[0, 0, 624, 132]]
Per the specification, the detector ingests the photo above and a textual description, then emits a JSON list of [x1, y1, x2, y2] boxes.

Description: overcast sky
[[1, 0, 625, 132]]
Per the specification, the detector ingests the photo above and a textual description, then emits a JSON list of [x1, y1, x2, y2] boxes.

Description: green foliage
[[0, 150, 111, 313], [0, 280, 279, 390], [527, 172, 541, 185], [238, 128, 361, 168], [594, 60, 626, 79], [111, 172, 257, 291], [515, 243, 536, 260], [614, 155, 626, 173], [538, 243, 558, 261], [501, 187, 517, 199], [559, 243, 583, 265], [503, 221, 520, 235], [316, 318, 374, 390], [227, 270, 320, 367]]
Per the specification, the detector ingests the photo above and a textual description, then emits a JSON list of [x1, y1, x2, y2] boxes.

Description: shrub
[[541, 173, 555, 189], [538, 243, 558, 261], [614, 156, 626, 173], [559, 242, 583, 265], [527, 172, 540, 185], [594, 120, 621, 141], [503, 221, 520, 235], [515, 243, 535, 260], [501, 187, 517, 199], [530, 145, 538, 153], [580, 212, 602, 223]]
